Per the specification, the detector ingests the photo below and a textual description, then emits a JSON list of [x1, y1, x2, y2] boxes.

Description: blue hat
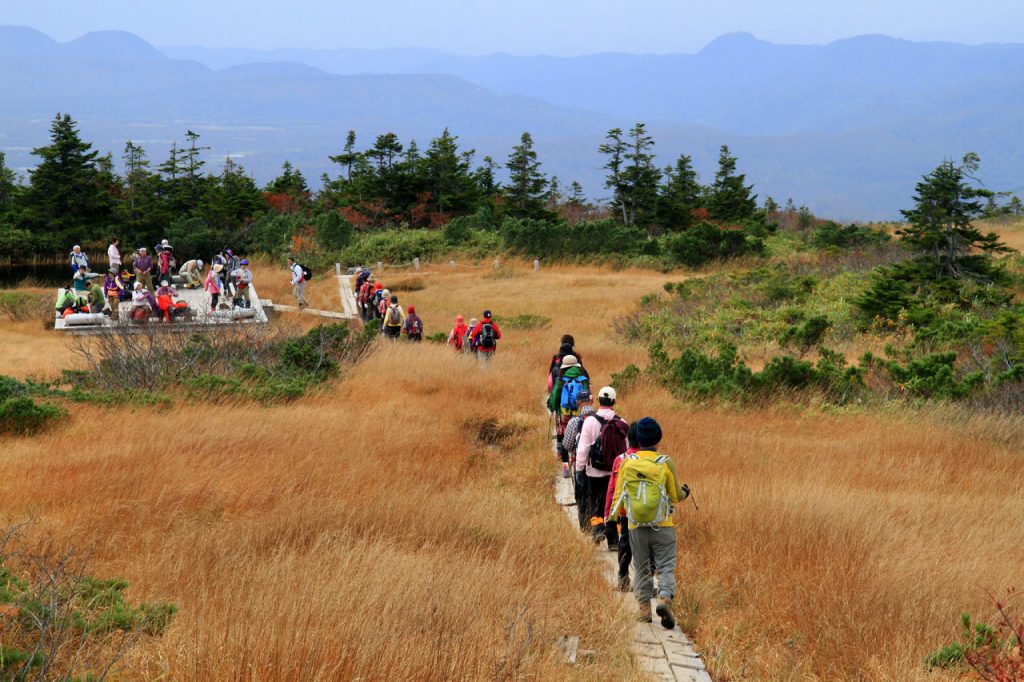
[[635, 417, 663, 448]]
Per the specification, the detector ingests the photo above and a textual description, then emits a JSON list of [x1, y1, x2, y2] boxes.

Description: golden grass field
[[1, 258, 1023, 681]]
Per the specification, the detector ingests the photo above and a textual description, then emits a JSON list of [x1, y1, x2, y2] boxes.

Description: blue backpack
[[560, 375, 588, 413]]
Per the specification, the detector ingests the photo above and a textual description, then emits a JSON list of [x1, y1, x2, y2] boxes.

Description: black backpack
[[589, 415, 628, 472], [299, 264, 313, 281], [479, 322, 496, 349]]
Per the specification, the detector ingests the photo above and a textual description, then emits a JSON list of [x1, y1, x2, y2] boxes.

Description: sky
[[2, 0, 1022, 55]]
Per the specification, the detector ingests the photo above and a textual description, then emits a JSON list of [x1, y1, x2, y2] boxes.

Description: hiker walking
[[549, 354, 589, 472], [371, 283, 385, 320], [575, 386, 628, 551], [381, 295, 405, 339], [561, 388, 595, 526], [230, 259, 254, 308], [134, 248, 154, 292], [447, 315, 469, 352], [610, 417, 690, 629], [205, 263, 224, 312], [287, 256, 308, 307], [358, 277, 375, 320], [470, 310, 502, 360], [465, 318, 479, 353], [403, 305, 424, 341], [158, 244, 175, 285], [605, 423, 643, 591], [70, 245, 89, 273]]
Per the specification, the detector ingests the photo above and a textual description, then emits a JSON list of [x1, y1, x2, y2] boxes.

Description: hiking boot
[[617, 575, 630, 592], [637, 601, 652, 622], [561, 464, 570, 479], [655, 597, 675, 630]]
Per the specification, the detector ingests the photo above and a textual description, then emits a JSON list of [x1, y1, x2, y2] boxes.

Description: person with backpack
[[464, 318, 478, 353], [287, 256, 308, 308], [358, 277, 375, 320], [403, 306, 424, 341], [102, 268, 125, 320], [548, 355, 589, 466], [605, 423, 645, 592], [158, 244, 175, 285], [69, 245, 89, 273], [230, 259, 254, 308], [575, 386, 629, 551], [370, 283, 385, 320], [470, 310, 502, 360], [381, 295, 405, 339], [610, 417, 690, 629], [561, 389, 595, 521], [205, 263, 224, 312], [447, 315, 469, 352]]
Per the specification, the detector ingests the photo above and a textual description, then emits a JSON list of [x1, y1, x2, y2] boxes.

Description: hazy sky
[[3, 0, 1022, 54]]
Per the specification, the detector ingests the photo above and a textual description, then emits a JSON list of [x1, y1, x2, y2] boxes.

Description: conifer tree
[[21, 113, 112, 242], [420, 129, 478, 218], [504, 132, 550, 219], [656, 153, 702, 232], [0, 152, 19, 219], [899, 153, 1008, 281], [706, 145, 757, 223]]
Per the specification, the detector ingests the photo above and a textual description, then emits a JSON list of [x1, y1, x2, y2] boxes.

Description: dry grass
[[2, 260, 1022, 680]]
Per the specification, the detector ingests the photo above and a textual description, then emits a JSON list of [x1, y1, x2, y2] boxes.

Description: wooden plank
[[272, 303, 353, 320]]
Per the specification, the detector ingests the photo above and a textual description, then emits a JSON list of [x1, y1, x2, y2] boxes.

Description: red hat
[[408, 306, 416, 314], [374, 283, 383, 290]]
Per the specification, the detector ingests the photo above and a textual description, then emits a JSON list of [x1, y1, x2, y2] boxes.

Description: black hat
[[635, 417, 663, 448]]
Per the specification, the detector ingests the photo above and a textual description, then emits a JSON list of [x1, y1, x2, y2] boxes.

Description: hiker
[[287, 256, 308, 307], [134, 248, 154, 292], [87, 275, 105, 314], [548, 335, 586, 392], [355, 267, 371, 293], [55, 286, 78, 315], [549, 354, 589, 468], [72, 266, 92, 306], [223, 249, 240, 298], [118, 265, 135, 298], [130, 282, 152, 322], [403, 305, 424, 341], [155, 280, 179, 321], [371, 282, 385, 320], [107, 238, 122, 272], [447, 315, 469, 351], [465, 318, 479, 353], [576, 386, 628, 551], [358, 277, 375, 320], [470, 310, 502, 359], [610, 417, 690, 629], [561, 389, 596, 526], [103, 268, 125, 319], [605, 423, 643, 591], [158, 244, 175, 285], [70, 245, 89, 273], [382, 295, 405, 339], [178, 259, 204, 288], [230, 259, 253, 308], [205, 263, 224, 311]]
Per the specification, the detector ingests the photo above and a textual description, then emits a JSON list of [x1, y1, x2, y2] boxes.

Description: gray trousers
[[293, 280, 307, 305], [630, 526, 677, 602]]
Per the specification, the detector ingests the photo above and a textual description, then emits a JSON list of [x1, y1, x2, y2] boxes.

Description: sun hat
[[213, 264, 224, 273], [561, 354, 580, 368]]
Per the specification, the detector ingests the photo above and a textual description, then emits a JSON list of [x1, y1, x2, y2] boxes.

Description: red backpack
[[589, 415, 628, 472]]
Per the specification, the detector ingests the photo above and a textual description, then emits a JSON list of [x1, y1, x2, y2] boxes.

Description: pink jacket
[[605, 447, 640, 519], [204, 271, 221, 294], [575, 407, 616, 477]]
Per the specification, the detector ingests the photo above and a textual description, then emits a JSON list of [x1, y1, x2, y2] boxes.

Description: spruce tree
[[420, 129, 478, 218], [620, 123, 660, 228], [655, 153, 702, 232], [0, 152, 18, 219], [899, 153, 1008, 281], [599, 127, 627, 223], [504, 132, 551, 220], [706, 145, 757, 223], [21, 113, 113, 243]]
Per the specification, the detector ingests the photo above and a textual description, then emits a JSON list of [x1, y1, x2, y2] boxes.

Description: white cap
[[561, 355, 580, 368], [161, 239, 169, 246], [197, 259, 204, 268], [598, 386, 617, 402]]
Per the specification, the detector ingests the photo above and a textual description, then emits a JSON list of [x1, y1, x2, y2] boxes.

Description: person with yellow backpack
[[610, 417, 690, 629]]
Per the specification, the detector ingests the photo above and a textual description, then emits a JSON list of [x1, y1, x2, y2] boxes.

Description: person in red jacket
[[470, 310, 502, 360]]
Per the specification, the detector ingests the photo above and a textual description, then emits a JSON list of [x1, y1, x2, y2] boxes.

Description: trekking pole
[[689, 490, 700, 513]]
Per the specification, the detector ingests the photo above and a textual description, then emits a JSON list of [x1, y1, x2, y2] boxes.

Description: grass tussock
[[1, 259, 1022, 680]]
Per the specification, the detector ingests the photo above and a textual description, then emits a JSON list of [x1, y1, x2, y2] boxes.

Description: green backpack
[[615, 454, 671, 528]]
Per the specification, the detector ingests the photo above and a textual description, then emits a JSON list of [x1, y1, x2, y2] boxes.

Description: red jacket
[[470, 318, 502, 353]]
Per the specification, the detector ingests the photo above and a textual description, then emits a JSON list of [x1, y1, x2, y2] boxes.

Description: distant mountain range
[[2, 25, 1022, 219]]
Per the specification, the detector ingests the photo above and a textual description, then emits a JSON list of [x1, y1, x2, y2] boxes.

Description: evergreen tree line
[[0, 114, 775, 263]]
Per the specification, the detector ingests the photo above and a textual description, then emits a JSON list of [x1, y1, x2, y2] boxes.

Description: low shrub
[[0, 376, 64, 436], [779, 316, 832, 356], [502, 314, 552, 330], [0, 291, 51, 321], [664, 221, 764, 268], [809, 222, 890, 250]]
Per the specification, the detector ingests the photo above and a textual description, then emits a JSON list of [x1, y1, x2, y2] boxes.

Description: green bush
[[779, 316, 832, 356], [861, 352, 984, 401], [925, 613, 1000, 670], [337, 229, 447, 265], [664, 221, 764, 268], [502, 314, 551, 330], [809, 222, 890, 249], [316, 211, 354, 250], [0, 377, 64, 436]]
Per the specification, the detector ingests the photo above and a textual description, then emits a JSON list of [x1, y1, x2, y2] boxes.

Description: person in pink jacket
[[605, 423, 641, 591], [204, 263, 223, 312]]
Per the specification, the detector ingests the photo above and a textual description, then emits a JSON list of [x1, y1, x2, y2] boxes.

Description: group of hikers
[[547, 335, 690, 630], [353, 267, 502, 353], [56, 239, 257, 323]]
